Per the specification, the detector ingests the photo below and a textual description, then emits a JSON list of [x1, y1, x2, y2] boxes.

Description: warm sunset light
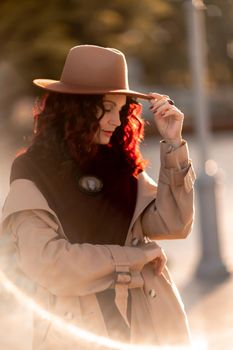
[[0, 270, 207, 350]]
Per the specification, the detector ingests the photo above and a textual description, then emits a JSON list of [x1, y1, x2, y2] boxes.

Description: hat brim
[[33, 79, 151, 100]]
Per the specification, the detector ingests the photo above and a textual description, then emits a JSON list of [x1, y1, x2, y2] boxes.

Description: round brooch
[[78, 175, 103, 195]]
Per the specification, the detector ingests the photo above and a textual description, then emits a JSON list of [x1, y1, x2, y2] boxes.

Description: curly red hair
[[30, 92, 146, 176]]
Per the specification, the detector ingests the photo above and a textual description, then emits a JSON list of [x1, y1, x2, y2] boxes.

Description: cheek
[[98, 114, 108, 129], [95, 130, 110, 145]]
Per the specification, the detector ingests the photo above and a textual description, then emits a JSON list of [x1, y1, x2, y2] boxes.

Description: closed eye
[[103, 100, 126, 114], [103, 103, 114, 113]]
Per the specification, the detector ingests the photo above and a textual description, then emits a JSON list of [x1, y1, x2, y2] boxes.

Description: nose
[[109, 111, 121, 127]]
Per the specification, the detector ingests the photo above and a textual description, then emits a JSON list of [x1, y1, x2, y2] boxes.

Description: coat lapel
[[126, 171, 157, 239], [1, 179, 67, 239]]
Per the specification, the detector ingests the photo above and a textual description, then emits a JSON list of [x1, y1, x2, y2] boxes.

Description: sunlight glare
[[0, 270, 208, 350]]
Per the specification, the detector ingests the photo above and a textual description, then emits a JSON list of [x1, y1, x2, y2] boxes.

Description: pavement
[[0, 131, 233, 349], [182, 274, 233, 349]]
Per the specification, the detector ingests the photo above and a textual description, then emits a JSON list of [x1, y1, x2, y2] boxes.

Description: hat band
[[60, 79, 129, 91]]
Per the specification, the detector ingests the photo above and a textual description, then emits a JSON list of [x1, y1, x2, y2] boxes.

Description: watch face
[[78, 175, 103, 195]]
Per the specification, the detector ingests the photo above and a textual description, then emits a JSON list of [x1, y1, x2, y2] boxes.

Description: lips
[[102, 130, 114, 137]]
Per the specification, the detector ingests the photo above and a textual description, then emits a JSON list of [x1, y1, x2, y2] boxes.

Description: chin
[[98, 136, 111, 145], [98, 140, 110, 145]]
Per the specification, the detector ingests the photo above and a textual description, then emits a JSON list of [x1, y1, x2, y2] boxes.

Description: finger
[[151, 103, 180, 116], [161, 108, 184, 120], [156, 250, 167, 275], [151, 100, 173, 114], [148, 92, 167, 100], [150, 99, 167, 112], [153, 258, 163, 275], [150, 97, 176, 112], [149, 93, 170, 101], [152, 256, 166, 275], [152, 105, 179, 121], [149, 95, 172, 109]]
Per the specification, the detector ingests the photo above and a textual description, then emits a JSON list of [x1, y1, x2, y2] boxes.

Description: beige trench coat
[[1, 141, 196, 349]]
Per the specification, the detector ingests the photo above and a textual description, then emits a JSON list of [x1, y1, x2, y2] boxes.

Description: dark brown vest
[[10, 147, 137, 246]]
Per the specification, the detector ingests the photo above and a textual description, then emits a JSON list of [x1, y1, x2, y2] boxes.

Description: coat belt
[[108, 247, 144, 328]]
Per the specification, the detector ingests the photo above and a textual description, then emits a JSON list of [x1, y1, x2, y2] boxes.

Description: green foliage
[[205, 0, 233, 87], [0, 0, 232, 98]]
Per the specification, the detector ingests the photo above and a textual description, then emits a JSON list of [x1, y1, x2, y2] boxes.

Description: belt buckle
[[115, 271, 131, 285]]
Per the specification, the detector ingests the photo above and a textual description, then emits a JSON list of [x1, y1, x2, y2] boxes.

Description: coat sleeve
[[141, 140, 196, 240], [3, 208, 152, 297]]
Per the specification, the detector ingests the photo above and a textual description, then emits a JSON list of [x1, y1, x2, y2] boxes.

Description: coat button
[[149, 289, 157, 298], [131, 237, 140, 246], [64, 311, 74, 320]]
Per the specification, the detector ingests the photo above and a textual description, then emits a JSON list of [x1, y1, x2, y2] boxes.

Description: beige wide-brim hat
[[33, 45, 151, 100]]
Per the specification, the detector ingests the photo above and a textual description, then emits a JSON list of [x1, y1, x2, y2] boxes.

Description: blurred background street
[[0, 0, 233, 349]]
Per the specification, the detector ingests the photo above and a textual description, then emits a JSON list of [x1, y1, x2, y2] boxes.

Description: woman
[[1, 45, 195, 349]]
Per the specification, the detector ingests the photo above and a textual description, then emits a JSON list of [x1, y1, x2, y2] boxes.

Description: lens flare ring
[[0, 270, 207, 350]]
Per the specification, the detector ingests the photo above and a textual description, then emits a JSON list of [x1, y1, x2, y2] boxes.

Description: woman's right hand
[[141, 242, 167, 275]]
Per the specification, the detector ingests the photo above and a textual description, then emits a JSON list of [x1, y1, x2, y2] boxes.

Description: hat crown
[[33, 44, 150, 99], [60, 45, 129, 90]]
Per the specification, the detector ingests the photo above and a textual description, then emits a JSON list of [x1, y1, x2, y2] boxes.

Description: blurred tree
[[0, 0, 185, 91], [0, 0, 232, 108], [205, 0, 233, 86]]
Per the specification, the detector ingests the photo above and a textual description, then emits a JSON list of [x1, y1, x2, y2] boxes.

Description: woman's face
[[96, 94, 127, 144]]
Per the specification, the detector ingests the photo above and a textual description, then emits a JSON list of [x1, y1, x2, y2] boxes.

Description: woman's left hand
[[151, 250, 167, 276], [149, 93, 184, 146]]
